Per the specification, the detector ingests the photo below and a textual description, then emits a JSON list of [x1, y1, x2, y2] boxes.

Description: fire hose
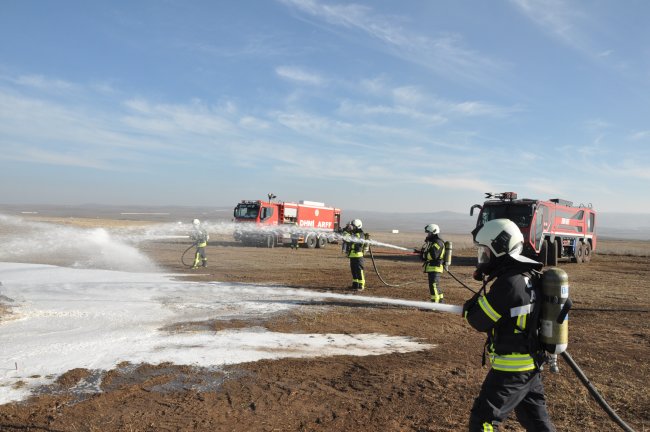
[[367, 245, 419, 287], [180, 244, 196, 268], [561, 351, 636, 432]]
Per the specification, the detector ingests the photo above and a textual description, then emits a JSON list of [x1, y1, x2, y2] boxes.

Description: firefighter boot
[[430, 282, 443, 303], [201, 259, 207, 268], [357, 271, 366, 291]]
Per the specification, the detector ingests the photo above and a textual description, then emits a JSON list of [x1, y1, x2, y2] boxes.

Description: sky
[[1, 1, 649, 213]]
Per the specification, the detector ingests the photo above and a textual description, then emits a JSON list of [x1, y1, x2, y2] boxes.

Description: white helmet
[[473, 218, 538, 267], [351, 219, 362, 229], [192, 218, 200, 226], [424, 224, 440, 235]]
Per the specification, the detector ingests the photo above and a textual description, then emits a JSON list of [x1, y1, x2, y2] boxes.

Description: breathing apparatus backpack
[[527, 267, 572, 365]]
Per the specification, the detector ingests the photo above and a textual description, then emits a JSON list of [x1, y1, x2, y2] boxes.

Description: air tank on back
[[540, 267, 570, 354]]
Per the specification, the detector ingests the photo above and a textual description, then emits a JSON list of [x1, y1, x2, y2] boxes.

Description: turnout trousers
[[427, 271, 443, 302], [349, 257, 365, 289], [469, 369, 555, 432], [193, 246, 207, 268]]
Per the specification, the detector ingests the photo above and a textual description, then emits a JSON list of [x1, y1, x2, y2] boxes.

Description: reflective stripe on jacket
[[465, 264, 540, 373], [344, 231, 365, 258], [423, 236, 445, 272]]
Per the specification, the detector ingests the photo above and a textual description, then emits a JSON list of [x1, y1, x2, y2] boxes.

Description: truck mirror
[[470, 204, 482, 216]]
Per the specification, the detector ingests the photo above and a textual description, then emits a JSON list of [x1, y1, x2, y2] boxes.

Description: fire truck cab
[[470, 192, 596, 266]]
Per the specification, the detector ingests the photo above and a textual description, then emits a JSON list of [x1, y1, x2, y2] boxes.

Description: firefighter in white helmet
[[420, 223, 447, 303], [189, 218, 209, 269], [463, 219, 554, 431], [342, 219, 368, 290]]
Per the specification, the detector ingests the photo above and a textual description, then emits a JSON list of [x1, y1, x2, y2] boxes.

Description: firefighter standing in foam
[[189, 219, 209, 269], [420, 224, 446, 303], [463, 219, 555, 432], [342, 219, 367, 290]]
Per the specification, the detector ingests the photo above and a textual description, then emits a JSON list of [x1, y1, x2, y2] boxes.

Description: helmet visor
[[477, 245, 492, 265]]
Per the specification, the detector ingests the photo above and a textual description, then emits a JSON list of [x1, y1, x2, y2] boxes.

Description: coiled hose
[[181, 244, 195, 268]]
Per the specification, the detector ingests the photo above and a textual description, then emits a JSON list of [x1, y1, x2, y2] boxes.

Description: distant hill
[[2, 204, 649, 240], [343, 210, 475, 234], [346, 210, 650, 239]]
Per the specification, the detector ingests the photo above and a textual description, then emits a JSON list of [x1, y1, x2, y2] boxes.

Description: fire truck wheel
[[574, 241, 584, 263], [305, 235, 317, 249], [581, 241, 592, 263], [548, 240, 558, 266], [316, 236, 327, 249]]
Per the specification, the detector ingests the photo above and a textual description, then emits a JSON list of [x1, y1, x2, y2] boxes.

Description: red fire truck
[[233, 195, 342, 248], [470, 192, 597, 265]]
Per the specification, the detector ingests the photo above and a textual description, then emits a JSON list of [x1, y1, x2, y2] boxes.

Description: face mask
[[477, 245, 492, 265]]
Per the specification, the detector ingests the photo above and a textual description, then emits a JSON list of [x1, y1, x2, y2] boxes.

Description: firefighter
[[290, 222, 300, 250], [189, 218, 209, 269], [420, 223, 446, 303], [342, 219, 367, 290], [463, 219, 555, 432]]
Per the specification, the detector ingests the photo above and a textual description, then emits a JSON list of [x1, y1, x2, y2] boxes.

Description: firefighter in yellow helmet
[[189, 218, 209, 269], [420, 224, 446, 303], [342, 219, 368, 290], [463, 219, 554, 431]]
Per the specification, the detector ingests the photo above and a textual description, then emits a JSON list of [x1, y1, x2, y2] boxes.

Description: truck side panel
[[296, 205, 336, 230]]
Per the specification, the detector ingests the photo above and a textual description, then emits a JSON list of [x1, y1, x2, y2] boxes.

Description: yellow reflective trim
[[489, 353, 536, 372], [482, 423, 494, 432], [514, 314, 527, 333], [478, 296, 501, 322]]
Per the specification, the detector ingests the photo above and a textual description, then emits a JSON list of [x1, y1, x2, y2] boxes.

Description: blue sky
[[1, 0, 649, 213]]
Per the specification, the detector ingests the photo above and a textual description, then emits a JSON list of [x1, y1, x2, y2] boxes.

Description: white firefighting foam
[[0, 214, 436, 404], [0, 262, 434, 405]]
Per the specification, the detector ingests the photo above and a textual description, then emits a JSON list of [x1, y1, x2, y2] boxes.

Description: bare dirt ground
[[1, 218, 648, 431]]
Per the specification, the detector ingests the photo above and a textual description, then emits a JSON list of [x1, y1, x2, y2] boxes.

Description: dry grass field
[[0, 216, 648, 431]]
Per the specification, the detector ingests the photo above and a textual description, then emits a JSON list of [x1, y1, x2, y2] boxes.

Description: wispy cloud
[[3, 71, 630, 205], [421, 175, 493, 193], [629, 130, 650, 141], [275, 66, 325, 85], [9, 74, 77, 92], [339, 81, 519, 123], [4, 147, 112, 170], [509, 0, 603, 57], [278, 0, 504, 84]]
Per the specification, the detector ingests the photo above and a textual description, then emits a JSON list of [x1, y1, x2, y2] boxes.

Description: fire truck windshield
[[234, 203, 260, 219], [478, 204, 533, 229]]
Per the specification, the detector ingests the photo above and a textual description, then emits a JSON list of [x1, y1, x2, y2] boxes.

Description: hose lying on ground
[[561, 351, 636, 432]]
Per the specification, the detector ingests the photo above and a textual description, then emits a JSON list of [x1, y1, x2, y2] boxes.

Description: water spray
[[290, 289, 464, 315]]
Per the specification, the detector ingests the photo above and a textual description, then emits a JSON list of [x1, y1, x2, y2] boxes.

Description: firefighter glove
[[462, 293, 480, 317]]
